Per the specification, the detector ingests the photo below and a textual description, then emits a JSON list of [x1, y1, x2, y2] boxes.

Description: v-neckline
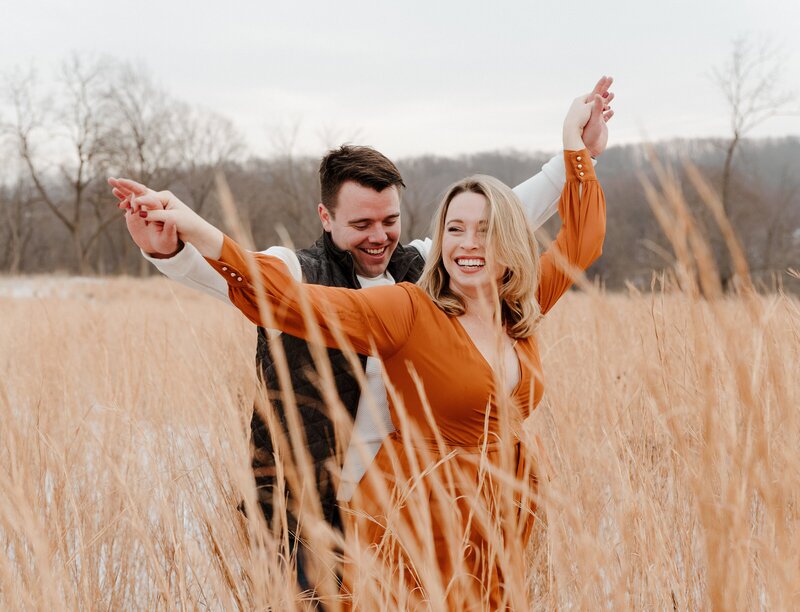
[[452, 316, 524, 398]]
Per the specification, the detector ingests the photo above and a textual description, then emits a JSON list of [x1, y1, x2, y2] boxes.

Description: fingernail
[[602, 92, 608, 98], [139, 211, 148, 218]]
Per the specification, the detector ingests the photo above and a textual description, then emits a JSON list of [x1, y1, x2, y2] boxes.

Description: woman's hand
[[108, 177, 224, 259], [109, 178, 183, 257], [581, 76, 615, 157]]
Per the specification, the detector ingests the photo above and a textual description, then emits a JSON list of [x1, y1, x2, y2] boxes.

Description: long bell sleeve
[[204, 238, 417, 358], [536, 148, 606, 315]]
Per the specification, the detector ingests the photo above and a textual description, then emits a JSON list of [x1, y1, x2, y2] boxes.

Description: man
[[111, 77, 614, 585]]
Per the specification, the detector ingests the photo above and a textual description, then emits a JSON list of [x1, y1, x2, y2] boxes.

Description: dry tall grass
[[2, 274, 798, 609], [2, 166, 799, 609]]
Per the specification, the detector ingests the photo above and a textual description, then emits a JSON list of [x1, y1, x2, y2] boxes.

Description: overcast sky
[[2, 0, 799, 159]]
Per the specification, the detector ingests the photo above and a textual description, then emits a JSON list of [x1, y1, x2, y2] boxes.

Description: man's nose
[[369, 227, 387, 243]]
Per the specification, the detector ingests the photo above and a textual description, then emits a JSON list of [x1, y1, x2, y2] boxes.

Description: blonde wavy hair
[[417, 175, 541, 339]]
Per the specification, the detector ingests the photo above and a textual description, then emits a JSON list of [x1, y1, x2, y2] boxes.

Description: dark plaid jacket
[[250, 232, 425, 528]]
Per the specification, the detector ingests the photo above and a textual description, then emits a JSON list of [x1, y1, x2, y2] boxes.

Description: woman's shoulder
[[395, 282, 434, 306], [357, 282, 432, 324], [395, 281, 425, 295], [395, 282, 453, 320]]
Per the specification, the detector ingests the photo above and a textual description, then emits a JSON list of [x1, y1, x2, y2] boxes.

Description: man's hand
[[580, 76, 615, 158], [563, 93, 601, 151], [109, 178, 183, 258]]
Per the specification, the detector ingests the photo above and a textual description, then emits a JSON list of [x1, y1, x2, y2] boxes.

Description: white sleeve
[[406, 238, 432, 262], [143, 242, 302, 304], [512, 153, 565, 230]]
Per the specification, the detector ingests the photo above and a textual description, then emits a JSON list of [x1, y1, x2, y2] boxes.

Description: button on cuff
[[211, 260, 246, 285]]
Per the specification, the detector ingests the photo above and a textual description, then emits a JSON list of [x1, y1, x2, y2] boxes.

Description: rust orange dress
[[206, 150, 605, 610]]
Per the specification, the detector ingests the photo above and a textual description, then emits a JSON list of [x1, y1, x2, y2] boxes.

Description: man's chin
[[355, 261, 388, 278], [354, 247, 394, 278]]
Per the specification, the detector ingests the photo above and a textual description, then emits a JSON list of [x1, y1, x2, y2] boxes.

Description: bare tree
[[106, 62, 177, 183], [2, 55, 251, 274], [258, 124, 320, 246], [102, 64, 246, 273], [711, 35, 796, 287], [102, 63, 185, 274], [713, 35, 795, 219], [0, 175, 37, 274], [396, 155, 454, 241], [169, 104, 245, 215], [5, 56, 120, 274]]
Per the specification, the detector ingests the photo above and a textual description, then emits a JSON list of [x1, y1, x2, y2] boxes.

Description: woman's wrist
[[185, 217, 224, 260], [197, 224, 224, 260]]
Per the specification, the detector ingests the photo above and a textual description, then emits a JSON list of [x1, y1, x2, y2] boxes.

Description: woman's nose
[[461, 230, 480, 249]]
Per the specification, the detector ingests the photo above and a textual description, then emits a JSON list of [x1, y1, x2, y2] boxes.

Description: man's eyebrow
[[349, 213, 400, 224]]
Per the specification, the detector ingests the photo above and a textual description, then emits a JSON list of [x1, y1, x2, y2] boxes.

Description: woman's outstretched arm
[[205, 234, 417, 358], [115, 179, 417, 357]]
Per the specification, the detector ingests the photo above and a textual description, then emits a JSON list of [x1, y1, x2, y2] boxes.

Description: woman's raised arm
[[535, 93, 608, 315], [536, 148, 606, 315]]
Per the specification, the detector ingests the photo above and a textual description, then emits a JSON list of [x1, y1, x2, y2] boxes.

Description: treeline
[[408, 138, 800, 291], [1, 58, 798, 290]]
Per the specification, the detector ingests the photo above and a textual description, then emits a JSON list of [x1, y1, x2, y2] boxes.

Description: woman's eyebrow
[[445, 218, 488, 225]]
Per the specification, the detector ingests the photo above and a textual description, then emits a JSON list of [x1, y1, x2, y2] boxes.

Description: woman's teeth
[[456, 258, 485, 268]]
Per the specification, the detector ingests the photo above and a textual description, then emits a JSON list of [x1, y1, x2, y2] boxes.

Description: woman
[[119, 94, 605, 609]]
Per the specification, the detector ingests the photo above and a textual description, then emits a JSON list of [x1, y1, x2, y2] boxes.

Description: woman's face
[[441, 191, 504, 301]]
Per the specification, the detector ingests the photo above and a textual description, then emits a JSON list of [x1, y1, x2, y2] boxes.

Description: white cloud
[[2, 0, 798, 157]]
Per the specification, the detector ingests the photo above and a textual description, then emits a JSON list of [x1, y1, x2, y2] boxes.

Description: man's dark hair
[[319, 145, 405, 213]]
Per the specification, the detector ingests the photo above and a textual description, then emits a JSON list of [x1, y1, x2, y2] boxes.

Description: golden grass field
[[1, 271, 798, 610]]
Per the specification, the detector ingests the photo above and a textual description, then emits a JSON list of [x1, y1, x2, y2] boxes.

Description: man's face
[[318, 181, 401, 278]]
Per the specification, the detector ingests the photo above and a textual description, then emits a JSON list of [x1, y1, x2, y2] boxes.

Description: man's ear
[[318, 203, 333, 232]]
